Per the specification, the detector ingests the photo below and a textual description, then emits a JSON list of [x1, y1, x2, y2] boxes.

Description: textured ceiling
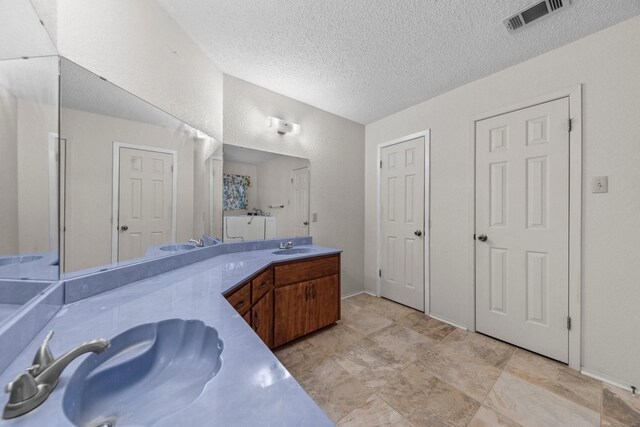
[[158, 1, 640, 124], [0, 0, 57, 61]]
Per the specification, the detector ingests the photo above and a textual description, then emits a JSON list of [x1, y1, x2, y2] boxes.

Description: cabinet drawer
[[274, 255, 339, 287], [252, 268, 273, 304], [226, 282, 251, 315]]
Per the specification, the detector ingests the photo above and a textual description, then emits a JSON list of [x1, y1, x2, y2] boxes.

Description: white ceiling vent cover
[[504, 0, 572, 33]]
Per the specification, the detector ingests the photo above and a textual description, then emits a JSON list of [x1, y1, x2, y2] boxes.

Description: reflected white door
[[293, 166, 309, 236], [380, 137, 425, 311], [118, 147, 173, 261], [475, 98, 569, 363]]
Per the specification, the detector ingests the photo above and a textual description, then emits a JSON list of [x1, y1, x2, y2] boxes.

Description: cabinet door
[[308, 274, 340, 333], [274, 282, 309, 347], [253, 290, 274, 348]]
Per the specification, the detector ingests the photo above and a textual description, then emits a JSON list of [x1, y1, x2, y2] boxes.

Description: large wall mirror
[[60, 59, 222, 276], [221, 145, 311, 242], [0, 0, 60, 326]]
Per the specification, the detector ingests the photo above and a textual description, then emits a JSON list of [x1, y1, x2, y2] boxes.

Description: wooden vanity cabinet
[[273, 255, 340, 348], [224, 268, 274, 349], [251, 289, 273, 348], [224, 254, 340, 350]]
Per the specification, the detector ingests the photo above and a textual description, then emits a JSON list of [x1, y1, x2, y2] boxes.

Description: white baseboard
[[581, 368, 636, 393], [428, 313, 469, 331], [341, 290, 364, 300]]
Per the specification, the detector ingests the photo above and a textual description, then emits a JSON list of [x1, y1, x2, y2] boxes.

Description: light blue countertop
[[0, 252, 58, 282], [0, 245, 340, 426]]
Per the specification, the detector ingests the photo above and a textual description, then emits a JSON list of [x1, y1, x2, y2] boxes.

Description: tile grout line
[[467, 347, 522, 425]]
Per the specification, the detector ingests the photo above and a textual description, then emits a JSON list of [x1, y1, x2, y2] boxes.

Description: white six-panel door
[[118, 147, 174, 261], [380, 137, 425, 311], [293, 166, 310, 237], [476, 98, 570, 363]]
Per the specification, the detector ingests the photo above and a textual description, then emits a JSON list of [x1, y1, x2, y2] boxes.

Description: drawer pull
[[305, 286, 309, 301], [235, 300, 245, 309], [312, 283, 316, 299], [258, 282, 269, 289], [254, 311, 260, 330]]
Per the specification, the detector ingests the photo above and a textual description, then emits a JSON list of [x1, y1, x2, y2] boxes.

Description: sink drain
[[94, 421, 114, 427]]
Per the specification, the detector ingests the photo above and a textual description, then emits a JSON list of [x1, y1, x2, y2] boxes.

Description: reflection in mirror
[[60, 59, 222, 276], [205, 147, 224, 240], [222, 145, 310, 242], [0, 0, 57, 61], [0, 56, 59, 282]]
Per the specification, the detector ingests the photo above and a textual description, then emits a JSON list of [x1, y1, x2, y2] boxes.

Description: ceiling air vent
[[503, 0, 571, 33]]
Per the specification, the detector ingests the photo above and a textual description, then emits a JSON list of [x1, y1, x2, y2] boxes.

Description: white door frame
[[469, 86, 582, 369], [376, 130, 431, 313], [111, 142, 178, 263]]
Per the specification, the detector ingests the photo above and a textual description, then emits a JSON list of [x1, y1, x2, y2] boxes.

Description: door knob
[[414, 230, 422, 237], [478, 234, 488, 242], [303, 221, 309, 226], [120, 225, 129, 231]]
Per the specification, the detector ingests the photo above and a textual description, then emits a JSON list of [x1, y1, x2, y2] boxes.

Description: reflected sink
[[159, 244, 196, 252], [272, 248, 316, 255], [63, 319, 223, 427], [0, 255, 43, 267]]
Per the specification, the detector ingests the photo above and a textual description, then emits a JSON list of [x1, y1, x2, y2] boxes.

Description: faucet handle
[[5, 373, 38, 404], [31, 331, 55, 375]]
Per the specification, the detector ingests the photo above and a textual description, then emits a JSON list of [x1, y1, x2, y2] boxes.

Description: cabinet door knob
[[120, 225, 129, 231]]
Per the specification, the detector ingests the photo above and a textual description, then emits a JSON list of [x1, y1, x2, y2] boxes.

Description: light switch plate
[[592, 176, 608, 193], [312, 212, 318, 222]]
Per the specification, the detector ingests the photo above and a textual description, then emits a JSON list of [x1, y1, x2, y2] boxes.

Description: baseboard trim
[[428, 313, 469, 331], [341, 290, 365, 300], [580, 368, 636, 393]]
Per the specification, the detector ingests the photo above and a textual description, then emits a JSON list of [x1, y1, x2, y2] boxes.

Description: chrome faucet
[[3, 331, 110, 419], [252, 208, 264, 216], [189, 238, 205, 247], [279, 241, 294, 249]]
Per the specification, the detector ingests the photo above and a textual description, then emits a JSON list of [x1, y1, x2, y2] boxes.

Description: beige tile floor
[[275, 293, 640, 426]]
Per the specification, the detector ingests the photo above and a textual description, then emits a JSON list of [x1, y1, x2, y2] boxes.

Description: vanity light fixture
[[266, 116, 301, 135]]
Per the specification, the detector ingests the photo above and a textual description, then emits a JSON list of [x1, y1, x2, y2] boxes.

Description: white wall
[[61, 107, 196, 273], [223, 75, 365, 297], [17, 99, 56, 254], [0, 83, 18, 254], [364, 16, 640, 388], [53, 0, 223, 141]]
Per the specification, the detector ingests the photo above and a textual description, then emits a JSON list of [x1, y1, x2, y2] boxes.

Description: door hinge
[[378, 269, 382, 278], [568, 118, 572, 132], [567, 316, 572, 330], [380, 160, 382, 168]]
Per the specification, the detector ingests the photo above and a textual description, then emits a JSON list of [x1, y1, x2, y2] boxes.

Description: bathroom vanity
[[0, 243, 339, 426], [225, 253, 340, 348]]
